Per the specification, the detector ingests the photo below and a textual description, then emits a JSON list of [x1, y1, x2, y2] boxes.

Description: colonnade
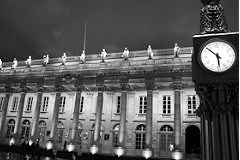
[[0, 77, 185, 156]]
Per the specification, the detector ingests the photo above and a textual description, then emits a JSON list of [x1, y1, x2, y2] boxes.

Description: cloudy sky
[[0, 0, 238, 62]]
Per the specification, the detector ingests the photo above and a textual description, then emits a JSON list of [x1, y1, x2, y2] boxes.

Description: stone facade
[[0, 47, 200, 158]]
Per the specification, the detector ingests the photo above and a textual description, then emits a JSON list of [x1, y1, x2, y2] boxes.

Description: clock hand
[[206, 48, 217, 56], [216, 53, 221, 67]]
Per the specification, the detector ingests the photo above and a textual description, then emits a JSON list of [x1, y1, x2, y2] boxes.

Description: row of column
[[0, 78, 184, 154]]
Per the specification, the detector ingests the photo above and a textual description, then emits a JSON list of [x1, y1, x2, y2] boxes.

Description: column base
[[142, 148, 153, 159]]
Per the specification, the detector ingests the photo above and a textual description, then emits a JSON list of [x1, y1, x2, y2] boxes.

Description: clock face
[[199, 40, 236, 72]]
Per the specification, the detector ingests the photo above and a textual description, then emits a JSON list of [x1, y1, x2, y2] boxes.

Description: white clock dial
[[200, 41, 236, 72]]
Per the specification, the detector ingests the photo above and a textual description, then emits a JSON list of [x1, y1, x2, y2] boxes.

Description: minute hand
[[206, 48, 222, 67]]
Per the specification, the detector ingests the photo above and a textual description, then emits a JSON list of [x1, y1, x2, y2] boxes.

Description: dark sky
[[0, 0, 238, 62]]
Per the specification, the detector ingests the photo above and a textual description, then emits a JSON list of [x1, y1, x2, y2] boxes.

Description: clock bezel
[[198, 38, 237, 73]]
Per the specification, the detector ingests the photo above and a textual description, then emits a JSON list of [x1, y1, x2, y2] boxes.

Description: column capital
[[37, 84, 45, 92], [145, 78, 155, 90], [55, 76, 64, 92], [120, 76, 131, 91], [195, 83, 238, 118], [171, 81, 184, 90], [20, 83, 29, 93], [96, 75, 106, 91]]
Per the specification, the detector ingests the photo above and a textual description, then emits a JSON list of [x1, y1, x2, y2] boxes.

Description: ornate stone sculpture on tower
[[12, 58, 18, 70], [80, 51, 86, 63], [43, 55, 49, 66], [147, 45, 153, 60], [62, 52, 67, 65], [173, 43, 180, 58], [0, 59, 2, 70], [200, 0, 228, 34]]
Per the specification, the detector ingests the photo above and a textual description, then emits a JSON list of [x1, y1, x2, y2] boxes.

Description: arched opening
[[112, 123, 120, 147], [159, 125, 174, 156], [6, 119, 15, 138], [185, 125, 200, 154], [38, 120, 47, 146], [135, 124, 146, 150], [21, 120, 31, 139]]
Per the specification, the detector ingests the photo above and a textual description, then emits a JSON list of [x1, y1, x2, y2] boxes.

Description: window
[[116, 96, 121, 114], [139, 96, 147, 114], [6, 119, 15, 138], [21, 120, 31, 139], [188, 95, 197, 114], [59, 96, 66, 113], [79, 96, 84, 113], [11, 97, 19, 111], [0, 97, 4, 111], [25, 97, 33, 112], [159, 125, 174, 152], [135, 124, 146, 149], [112, 124, 119, 147], [41, 96, 49, 112], [38, 120, 47, 144], [163, 96, 171, 114]]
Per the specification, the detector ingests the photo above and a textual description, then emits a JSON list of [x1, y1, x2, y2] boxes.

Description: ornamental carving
[[55, 77, 64, 92], [195, 83, 238, 119], [145, 77, 155, 90], [96, 74, 106, 91], [171, 81, 184, 90], [120, 76, 131, 91], [200, 0, 228, 34]]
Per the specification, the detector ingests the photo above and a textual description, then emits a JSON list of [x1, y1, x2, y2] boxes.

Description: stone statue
[[12, 58, 18, 69], [80, 50, 86, 63], [173, 43, 180, 58], [62, 52, 67, 65], [101, 49, 107, 62], [0, 59, 2, 70], [43, 55, 49, 65], [147, 45, 153, 59], [122, 47, 129, 61], [25, 56, 32, 67], [200, 0, 228, 34]]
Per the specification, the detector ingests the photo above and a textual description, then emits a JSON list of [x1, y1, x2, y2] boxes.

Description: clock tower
[[192, 1, 239, 160]]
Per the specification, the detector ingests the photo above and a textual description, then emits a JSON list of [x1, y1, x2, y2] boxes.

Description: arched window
[[6, 119, 15, 138], [57, 121, 64, 144], [21, 120, 31, 138], [90, 124, 104, 143], [112, 124, 120, 147], [38, 120, 47, 144], [135, 124, 146, 149], [159, 125, 174, 152]]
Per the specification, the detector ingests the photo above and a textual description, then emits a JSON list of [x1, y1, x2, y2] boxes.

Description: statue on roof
[[43, 55, 49, 66], [25, 56, 32, 68], [122, 47, 129, 61], [0, 59, 2, 70], [62, 52, 67, 65], [200, 0, 228, 34], [12, 58, 18, 69], [173, 43, 180, 58], [80, 50, 86, 63], [101, 49, 107, 62], [147, 45, 153, 60]]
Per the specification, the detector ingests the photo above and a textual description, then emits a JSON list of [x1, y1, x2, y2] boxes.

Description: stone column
[[71, 90, 82, 143], [31, 88, 44, 140], [195, 83, 239, 160], [118, 78, 130, 147], [145, 78, 155, 150], [171, 80, 183, 149], [14, 87, 27, 143], [0, 92, 10, 141], [50, 91, 61, 140], [93, 76, 105, 146]]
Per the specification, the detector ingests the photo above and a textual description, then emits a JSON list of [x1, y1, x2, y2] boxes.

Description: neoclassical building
[[0, 46, 200, 158]]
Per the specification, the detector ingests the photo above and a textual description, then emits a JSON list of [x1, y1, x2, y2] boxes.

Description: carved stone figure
[[43, 55, 49, 65], [12, 58, 18, 69], [101, 49, 107, 62], [80, 50, 86, 63], [62, 52, 67, 65], [147, 45, 153, 59], [173, 43, 180, 58], [25, 56, 32, 67], [200, 0, 228, 34], [122, 47, 129, 61]]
